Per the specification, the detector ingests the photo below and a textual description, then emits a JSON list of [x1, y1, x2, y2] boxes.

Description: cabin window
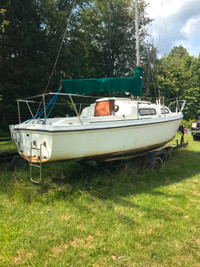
[[139, 108, 156, 116], [94, 100, 114, 116], [161, 107, 169, 114]]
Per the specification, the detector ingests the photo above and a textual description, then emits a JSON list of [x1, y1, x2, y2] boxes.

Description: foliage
[[1, 0, 200, 124], [0, 0, 154, 124], [0, 8, 9, 33], [155, 45, 200, 119], [0, 0, 78, 121], [181, 119, 194, 130], [61, 0, 152, 79]]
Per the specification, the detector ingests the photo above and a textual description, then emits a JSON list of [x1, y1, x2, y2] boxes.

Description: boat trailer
[[80, 127, 188, 173], [100, 139, 188, 172], [0, 138, 28, 171]]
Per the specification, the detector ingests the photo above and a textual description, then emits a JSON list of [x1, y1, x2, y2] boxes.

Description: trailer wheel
[[151, 156, 163, 171], [10, 156, 28, 171]]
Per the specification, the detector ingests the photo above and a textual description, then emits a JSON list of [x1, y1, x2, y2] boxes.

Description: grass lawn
[[0, 133, 200, 266]]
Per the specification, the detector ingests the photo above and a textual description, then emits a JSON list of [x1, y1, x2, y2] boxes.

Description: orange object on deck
[[94, 100, 114, 116]]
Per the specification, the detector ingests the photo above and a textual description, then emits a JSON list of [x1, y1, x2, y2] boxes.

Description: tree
[[0, 8, 9, 33], [183, 55, 200, 119], [1, 0, 46, 119], [63, 0, 152, 78], [141, 43, 158, 97], [0, 0, 77, 122], [0, 0, 154, 124], [155, 45, 200, 119]]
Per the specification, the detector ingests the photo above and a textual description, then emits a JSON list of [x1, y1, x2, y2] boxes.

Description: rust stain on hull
[[20, 153, 47, 163]]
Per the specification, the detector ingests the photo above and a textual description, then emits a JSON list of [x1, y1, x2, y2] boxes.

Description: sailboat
[[9, 0, 185, 164]]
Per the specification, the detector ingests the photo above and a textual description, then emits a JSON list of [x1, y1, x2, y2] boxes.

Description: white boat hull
[[11, 116, 182, 163]]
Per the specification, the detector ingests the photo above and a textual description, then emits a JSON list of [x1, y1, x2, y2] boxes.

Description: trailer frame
[[0, 138, 28, 171]]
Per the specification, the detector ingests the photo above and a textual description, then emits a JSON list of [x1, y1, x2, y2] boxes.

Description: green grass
[[0, 134, 200, 266], [0, 140, 16, 153]]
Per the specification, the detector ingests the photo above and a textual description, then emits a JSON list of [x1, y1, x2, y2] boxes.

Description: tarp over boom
[[62, 66, 143, 96]]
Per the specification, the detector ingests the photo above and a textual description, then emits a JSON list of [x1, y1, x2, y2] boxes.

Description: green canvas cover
[[62, 65, 143, 97]]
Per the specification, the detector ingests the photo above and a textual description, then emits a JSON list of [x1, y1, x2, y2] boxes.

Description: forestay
[[62, 65, 143, 96]]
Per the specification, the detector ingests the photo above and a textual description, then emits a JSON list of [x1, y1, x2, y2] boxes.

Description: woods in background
[[0, 0, 200, 124], [156, 45, 200, 119]]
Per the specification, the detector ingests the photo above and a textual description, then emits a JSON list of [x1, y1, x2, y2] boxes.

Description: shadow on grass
[[55, 149, 199, 185], [1, 149, 200, 203]]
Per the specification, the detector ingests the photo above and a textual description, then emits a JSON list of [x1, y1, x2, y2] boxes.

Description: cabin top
[[80, 97, 171, 119]]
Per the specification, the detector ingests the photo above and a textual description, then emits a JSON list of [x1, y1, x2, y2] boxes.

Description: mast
[[135, 0, 140, 65]]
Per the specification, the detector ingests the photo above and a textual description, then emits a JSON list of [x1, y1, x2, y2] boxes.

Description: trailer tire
[[10, 156, 28, 171], [151, 156, 163, 171]]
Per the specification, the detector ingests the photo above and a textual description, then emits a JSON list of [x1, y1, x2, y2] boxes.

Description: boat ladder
[[30, 143, 42, 184]]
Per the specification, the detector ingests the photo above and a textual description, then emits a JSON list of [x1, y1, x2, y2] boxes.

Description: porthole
[[113, 105, 119, 112]]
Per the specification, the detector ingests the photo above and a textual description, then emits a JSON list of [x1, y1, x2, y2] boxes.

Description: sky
[[146, 0, 200, 57]]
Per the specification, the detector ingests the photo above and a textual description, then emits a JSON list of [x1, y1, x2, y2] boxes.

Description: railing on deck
[[7, 93, 187, 125]]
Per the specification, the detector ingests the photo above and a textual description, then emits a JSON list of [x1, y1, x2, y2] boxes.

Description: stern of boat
[[9, 125, 52, 163]]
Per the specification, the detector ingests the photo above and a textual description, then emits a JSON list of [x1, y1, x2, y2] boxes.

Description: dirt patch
[[80, 251, 87, 257], [95, 229, 103, 236], [138, 211, 144, 217], [189, 198, 199, 203], [171, 205, 182, 211], [71, 237, 85, 248], [61, 215, 74, 221], [135, 242, 143, 250], [148, 229, 153, 234], [85, 235, 94, 249], [194, 238, 200, 246], [138, 229, 146, 236], [76, 224, 86, 230], [71, 235, 94, 249], [191, 191, 200, 196], [14, 250, 35, 265], [51, 243, 69, 255]]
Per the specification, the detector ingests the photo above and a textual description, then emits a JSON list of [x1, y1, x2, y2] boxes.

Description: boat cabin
[[80, 97, 171, 120]]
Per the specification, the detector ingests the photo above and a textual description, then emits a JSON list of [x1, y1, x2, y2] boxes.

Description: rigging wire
[[35, 0, 76, 118], [44, 0, 77, 94]]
